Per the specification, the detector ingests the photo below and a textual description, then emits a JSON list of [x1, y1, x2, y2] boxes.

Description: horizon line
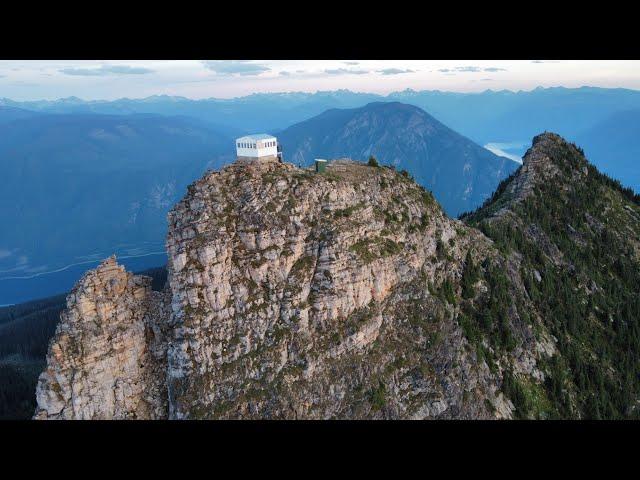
[[2, 84, 638, 104]]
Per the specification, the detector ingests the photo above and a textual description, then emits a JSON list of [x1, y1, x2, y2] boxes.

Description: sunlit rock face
[[36, 155, 560, 420], [34, 256, 169, 419]]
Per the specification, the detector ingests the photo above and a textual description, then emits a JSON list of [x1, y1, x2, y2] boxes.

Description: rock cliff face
[[41, 134, 627, 419], [34, 257, 169, 419], [163, 157, 530, 419]]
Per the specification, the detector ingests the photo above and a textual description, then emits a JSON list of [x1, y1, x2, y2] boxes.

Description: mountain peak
[[279, 102, 517, 216], [524, 131, 588, 177], [463, 132, 592, 221], [361, 101, 424, 112], [464, 133, 640, 419]]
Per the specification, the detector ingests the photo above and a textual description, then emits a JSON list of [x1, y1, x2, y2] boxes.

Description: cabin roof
[[236, 133, 276, 142]]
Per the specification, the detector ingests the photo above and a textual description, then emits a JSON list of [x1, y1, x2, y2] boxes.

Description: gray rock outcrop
[[35, 157, 554, 419]]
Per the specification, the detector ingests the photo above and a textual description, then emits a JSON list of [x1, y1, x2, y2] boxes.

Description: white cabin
[[235, 134, 278, 159]]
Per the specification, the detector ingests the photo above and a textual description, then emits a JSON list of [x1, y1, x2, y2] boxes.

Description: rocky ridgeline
[[35, 155, 555, 419], [480, 133, 589, 221]]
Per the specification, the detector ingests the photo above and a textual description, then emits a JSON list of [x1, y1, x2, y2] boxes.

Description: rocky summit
[[34, 257, 170, 419], [34, 133, 640, 419]]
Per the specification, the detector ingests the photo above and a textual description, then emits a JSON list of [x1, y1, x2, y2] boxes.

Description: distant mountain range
[[387, 86, 640, 145], [279, 102, 518, 216], [4, 86, 639, 192], [0, 112, 232, 288], [0, 91, 383, 135], [575, 109, 640, 192], [5, 86, 640, 148], [0, 105, 42, 125]]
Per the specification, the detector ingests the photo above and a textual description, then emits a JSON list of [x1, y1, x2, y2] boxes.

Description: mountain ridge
[[279, 101, 518, 216], [463, 132, 640, 418], [0, 111, 233, 295], [32, 131, 640, 420]]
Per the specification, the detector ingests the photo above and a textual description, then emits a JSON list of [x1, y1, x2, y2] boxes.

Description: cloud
[[481, 78, 493, 81], [279, 71, 291, 76], [104, 65, 155, 75], [438, 66, 505, 74], [456, 66, 481, 72], [8, 81, 41, 87], [377, 68, 414, 75], [60, 65, 155, 76], [343, 61, 360, 65], [201, 60, 271, 76], [324, 68, 369, 75]]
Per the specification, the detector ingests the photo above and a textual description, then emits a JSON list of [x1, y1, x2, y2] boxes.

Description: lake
[[484, 141, 529, 164]]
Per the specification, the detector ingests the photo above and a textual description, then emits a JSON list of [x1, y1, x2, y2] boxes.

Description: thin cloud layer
[[377, 68, 415, 75], [1, 60, 636, 101], [324, 68, 369, 75], [457, 66, 482, 72], [60, 65, 155, 76], [202, 60, 271, 76], [439, 66, 507, 74]]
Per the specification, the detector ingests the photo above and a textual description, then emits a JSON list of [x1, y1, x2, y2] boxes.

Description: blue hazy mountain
[[278, 102, 519, 216], [387, 86, 640, 145], [0, 90, 383, 134], [7, 86, 640, 146], [574, 109, 640, 192], [0, 105, 42, 125], [0, 112, 233, 303]]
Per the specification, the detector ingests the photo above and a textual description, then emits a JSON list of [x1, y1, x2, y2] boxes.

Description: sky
[[1, 60, 639, 101]]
